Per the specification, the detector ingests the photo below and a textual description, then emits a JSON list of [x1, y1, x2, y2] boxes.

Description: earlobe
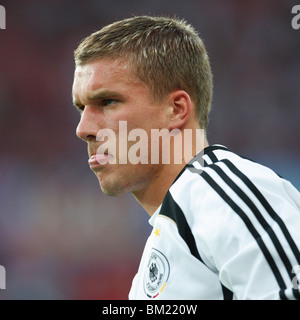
[[168, 90, 192, 130]]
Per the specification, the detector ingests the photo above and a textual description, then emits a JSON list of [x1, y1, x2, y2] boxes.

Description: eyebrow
[[72, 90, 125, 108]]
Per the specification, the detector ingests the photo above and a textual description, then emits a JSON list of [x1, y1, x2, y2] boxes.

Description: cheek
[[107, 104, 166, 136], [133, 108, 166, 131]]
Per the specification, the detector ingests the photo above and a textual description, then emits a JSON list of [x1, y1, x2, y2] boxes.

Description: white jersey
[[129, 145, 300, 300]]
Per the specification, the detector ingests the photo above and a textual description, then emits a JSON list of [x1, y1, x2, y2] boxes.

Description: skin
[[72, 58, 208, 215]]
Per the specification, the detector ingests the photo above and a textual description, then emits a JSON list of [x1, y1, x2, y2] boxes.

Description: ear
[[168, 90, 192, 130]]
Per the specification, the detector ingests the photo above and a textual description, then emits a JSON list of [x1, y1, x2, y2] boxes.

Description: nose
[[76, 106, 99, 142]]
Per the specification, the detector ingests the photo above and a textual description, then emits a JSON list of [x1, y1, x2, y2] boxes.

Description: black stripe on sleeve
[[160, 186, 235, 300], [206, 163, 295, 285], [205, 150, 300, 299], [221, 159, 300, 267], [293, 288, 300, 299], [222, 284, 234, 300], [205, 151, 300, 267], [188, 148, 300, 299], [219, 159, 300, 300], [160, 191, 203, 263], [199, 170, 287, 291], [204, 145, 229, 153], [206, 149, 219, 163]]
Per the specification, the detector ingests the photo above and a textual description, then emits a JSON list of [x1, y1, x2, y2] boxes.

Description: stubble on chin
[[95, 168, 135, 197], [95, 164, 158, 197]]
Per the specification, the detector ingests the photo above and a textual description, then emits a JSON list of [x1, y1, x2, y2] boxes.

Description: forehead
[[73, 58, 137, 92]]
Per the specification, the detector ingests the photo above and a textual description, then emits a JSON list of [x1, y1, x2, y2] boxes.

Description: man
[[72, 16, 300, 300]]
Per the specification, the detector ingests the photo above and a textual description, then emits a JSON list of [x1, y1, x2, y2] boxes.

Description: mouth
[[88, 153, 115, 168]]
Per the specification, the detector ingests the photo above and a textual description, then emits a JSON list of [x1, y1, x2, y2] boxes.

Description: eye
[[103, 99, 117, 106]]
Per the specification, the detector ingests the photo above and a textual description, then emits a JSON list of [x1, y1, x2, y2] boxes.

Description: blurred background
[[0, 0, 299, 299]]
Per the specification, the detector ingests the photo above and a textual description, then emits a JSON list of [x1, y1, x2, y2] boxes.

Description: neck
[[133, 130, 208, 216]]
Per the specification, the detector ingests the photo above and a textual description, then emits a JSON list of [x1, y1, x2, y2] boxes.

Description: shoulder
[[171, 145, 297, 210], [160, 145, 300, 295], [167, 145, 300, 253]]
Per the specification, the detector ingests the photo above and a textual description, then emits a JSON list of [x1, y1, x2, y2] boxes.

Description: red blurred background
[[0, 0, 299, 299]]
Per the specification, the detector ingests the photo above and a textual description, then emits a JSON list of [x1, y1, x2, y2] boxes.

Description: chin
[[96, 166, 149, 197], [101, 188, 127, 197], [98, 180, 131, 197]]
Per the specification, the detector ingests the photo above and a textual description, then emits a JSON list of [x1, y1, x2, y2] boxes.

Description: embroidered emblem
[[143, 248, 170, 298]]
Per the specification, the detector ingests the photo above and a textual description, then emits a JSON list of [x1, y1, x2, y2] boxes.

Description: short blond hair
[[74, 16, 213, 129]]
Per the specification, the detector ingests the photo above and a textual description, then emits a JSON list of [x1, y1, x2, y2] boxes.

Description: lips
[[88, 153, 114, 168]]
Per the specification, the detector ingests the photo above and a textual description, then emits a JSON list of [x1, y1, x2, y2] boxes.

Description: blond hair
[[74, 16, 213, 129]]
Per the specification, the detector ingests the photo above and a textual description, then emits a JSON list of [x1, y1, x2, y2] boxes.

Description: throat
[[132, 163, 186, 216]]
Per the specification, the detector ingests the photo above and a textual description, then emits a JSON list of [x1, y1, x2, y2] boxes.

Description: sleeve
[[186, 159, 300, 300]]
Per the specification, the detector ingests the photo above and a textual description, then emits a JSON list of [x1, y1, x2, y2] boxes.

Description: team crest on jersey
[[143, 248, 170, 298]]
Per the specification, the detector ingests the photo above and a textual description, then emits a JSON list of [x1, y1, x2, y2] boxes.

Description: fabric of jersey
[[129, 145, 300, 300]]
